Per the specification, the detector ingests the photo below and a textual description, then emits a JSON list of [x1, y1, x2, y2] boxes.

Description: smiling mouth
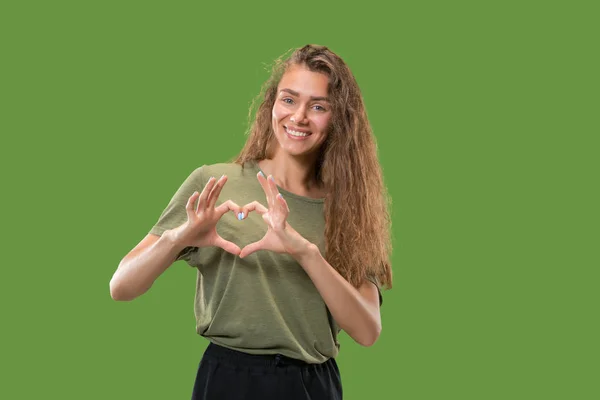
[[284, 125, 312, 137]]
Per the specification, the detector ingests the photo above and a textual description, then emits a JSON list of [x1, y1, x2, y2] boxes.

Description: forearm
[[294, 244, 382, 346], [110, 230, 186, 301]]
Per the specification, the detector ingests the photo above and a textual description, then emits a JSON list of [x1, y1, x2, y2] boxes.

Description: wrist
[[163, 227, 189, 254], [292, 242, 321, 265]]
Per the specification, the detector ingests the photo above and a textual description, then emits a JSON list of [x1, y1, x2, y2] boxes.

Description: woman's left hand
[[239, 173, 312, 259]]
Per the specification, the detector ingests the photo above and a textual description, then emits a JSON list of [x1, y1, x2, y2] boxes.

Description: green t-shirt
[[150, 161, 379, 364]]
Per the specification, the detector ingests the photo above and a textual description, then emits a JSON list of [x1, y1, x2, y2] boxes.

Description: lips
[[284, 125, 312, 138], [284, 125, 311, 134]]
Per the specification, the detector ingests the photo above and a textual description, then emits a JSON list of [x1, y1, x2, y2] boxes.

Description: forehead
[[277, 65, 330, 97]]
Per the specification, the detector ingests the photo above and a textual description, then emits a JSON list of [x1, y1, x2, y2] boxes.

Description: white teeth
[[285, 127, 311, 137]]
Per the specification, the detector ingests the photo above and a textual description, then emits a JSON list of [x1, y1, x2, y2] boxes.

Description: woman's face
[[271, 64, 333, 159]]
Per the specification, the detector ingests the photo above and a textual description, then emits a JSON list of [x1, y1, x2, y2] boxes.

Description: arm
[[239, 172, 383, 346], [295, 244, 382, 347], [110, 173, 242, 301], [110, 231, 187, 301]]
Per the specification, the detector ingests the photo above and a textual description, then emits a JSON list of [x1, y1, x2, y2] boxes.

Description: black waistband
[[204, 342, 326, 368]]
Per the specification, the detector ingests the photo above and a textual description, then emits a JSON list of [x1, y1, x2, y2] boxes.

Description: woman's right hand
[[169, 175, 243, 256]]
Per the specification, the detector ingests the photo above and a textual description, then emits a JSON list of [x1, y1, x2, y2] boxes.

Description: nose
[[291, 105, 308, 124]]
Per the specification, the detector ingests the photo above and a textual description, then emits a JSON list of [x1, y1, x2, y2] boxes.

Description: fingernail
[[270, 175, 275, 182], [259, 171, 265, 177], [237, 212, 242, 220], [220, 175, 225, 180]]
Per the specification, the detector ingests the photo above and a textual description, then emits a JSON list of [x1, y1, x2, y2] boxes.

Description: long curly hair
[[235, 44, 393, 290]]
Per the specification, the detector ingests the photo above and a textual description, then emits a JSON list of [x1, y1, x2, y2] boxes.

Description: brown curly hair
[[234, 44, 392, 290]]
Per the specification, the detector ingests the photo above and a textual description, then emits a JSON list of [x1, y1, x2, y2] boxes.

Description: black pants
[[191, 342, 343, 399]]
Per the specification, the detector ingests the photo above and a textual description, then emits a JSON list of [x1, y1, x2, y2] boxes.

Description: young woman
[[110, 44, 393, 399]]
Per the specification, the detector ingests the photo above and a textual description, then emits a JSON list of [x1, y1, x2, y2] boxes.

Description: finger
[[214, 235, 241, 256], [239, 238, 267, 258], [276, 193, 290, 214], [267, 174, 281, 200], [215, 199, 242, 218], [267, 175, 281, 208], [241, 201, 268, 218], [185, 191, 201, 216], [207, 175, 227, 209], [256, 172, 273, 208], [198, 177, 217, 211]]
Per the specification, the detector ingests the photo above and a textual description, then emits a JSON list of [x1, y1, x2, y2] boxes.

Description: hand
[[239, 173, 312, 259], [170, 175, 245, 256]]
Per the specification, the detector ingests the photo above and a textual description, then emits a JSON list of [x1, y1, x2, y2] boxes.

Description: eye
[[282, 97, 294, 104], [313, 105, 327, 111]]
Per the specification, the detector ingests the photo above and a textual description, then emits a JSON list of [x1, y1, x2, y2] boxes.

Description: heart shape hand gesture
[[171, 173, 311, 259]]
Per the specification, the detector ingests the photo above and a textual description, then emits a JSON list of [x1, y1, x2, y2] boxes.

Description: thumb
[[240, 239, 266, 259], [213, 235, 242, 256]]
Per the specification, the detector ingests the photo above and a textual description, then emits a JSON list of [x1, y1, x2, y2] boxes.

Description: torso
[[177, 161, 338, 363]]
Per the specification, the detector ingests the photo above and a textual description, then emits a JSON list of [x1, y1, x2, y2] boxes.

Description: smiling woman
[[110, 44, 393, 400], [271, 66, 332, 157]]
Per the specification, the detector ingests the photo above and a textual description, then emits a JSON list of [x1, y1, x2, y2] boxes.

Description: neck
[[258, 150, 322, 197]]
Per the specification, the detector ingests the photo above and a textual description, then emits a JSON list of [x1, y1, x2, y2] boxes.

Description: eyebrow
[[280, 88, 330, 102]]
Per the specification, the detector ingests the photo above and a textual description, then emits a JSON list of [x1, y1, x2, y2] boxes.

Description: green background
[[1, 1, 597, 399]]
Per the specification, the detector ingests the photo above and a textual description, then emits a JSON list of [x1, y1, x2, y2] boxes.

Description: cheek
[[272, 104, 289, 122], [315, 115, 333, 133]]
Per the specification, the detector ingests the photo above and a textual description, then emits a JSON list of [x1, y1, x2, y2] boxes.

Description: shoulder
[[365, 273, 384, 306], [178, 162, 257, 190]]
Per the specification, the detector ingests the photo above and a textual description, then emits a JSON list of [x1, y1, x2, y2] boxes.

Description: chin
[[279, 146, 315, 158], [282, 138, 321, 156]]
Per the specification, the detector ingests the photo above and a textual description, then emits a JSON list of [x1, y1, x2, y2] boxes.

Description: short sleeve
[[366, 274, 383, 306], [149, 167, 206, 263]]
